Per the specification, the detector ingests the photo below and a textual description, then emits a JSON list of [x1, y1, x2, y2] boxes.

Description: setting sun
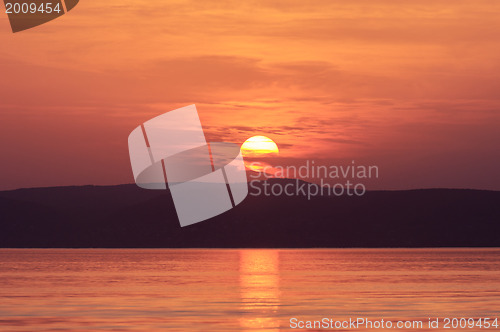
[[241, 136, 279, 158]]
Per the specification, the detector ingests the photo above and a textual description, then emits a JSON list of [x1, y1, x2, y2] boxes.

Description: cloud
[[1, 0, 500, 190]]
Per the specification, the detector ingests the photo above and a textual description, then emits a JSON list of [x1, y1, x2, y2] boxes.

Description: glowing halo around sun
[[241, 136, 279, 158]]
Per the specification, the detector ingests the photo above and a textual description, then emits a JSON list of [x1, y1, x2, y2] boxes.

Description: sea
[[0, 249, 499, 331]]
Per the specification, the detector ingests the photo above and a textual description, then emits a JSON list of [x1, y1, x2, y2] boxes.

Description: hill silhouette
[[0, 179, 499, 248]]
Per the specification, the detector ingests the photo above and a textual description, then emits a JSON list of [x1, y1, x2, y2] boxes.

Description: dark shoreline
[[1, 181, 499, 248]]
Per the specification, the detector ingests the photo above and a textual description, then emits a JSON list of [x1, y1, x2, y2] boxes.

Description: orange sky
[[1, 0, 499, 190]]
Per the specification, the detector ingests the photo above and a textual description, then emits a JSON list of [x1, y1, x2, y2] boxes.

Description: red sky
[[1, 0, 499, 190]]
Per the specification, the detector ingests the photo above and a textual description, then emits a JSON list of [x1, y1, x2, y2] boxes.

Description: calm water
[[0, 249, 499, 331]]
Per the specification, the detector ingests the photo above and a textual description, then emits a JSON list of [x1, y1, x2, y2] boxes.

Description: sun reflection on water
[[239, 250, 280, 331]]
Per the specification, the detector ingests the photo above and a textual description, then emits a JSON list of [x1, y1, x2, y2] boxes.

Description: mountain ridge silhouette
[[0, 179, 499, 248]]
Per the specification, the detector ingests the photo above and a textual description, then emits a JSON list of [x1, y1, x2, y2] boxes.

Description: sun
[[241, 136, 279, 158]]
